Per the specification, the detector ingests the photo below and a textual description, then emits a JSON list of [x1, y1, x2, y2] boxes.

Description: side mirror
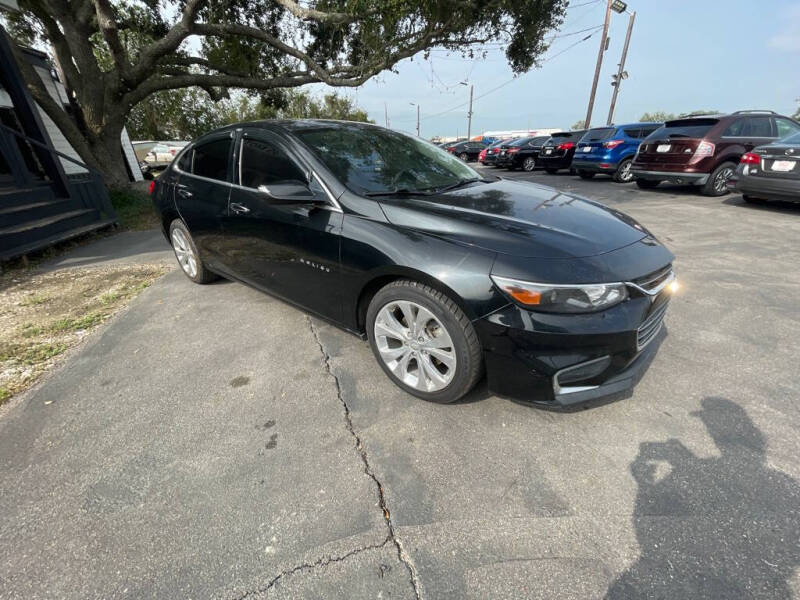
[[257, 180, 316, 202]]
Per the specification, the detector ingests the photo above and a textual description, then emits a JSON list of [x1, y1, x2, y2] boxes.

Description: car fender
[[340, 216, 505, 331]]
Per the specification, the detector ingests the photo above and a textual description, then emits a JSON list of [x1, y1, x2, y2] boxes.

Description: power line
[[418, 30, 599, 121]]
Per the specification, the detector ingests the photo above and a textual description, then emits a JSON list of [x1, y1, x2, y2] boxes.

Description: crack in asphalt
[[308, 317, 423, 600], [232, 539, 391, 599]]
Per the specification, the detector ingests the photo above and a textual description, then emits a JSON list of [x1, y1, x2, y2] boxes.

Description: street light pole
[[467, 84, 474, 139], [607, 10, 636, 125], [409, 102, 421, 136], [584, 0, 613, 129]]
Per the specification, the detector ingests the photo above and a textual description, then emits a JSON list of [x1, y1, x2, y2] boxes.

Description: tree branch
[[91, 0, 131, 80], [128, 0, 204, 84], [272, 0, 375, 24]]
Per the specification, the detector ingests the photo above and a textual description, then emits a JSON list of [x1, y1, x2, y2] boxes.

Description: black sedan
[[729, 132, 800, 203], [496, 136, 551, 171], [446, 141, 486, 162], [538, 130, 588, 173], [153, 120, 677, 406]]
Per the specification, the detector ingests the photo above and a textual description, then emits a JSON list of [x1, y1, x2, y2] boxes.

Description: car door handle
[[177, 189, 193, 198], [230, 202, 250, 214]]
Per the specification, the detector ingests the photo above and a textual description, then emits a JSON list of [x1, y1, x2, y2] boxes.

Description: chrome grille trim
[[637, 301, 669, 350], [626, 267, 675, 297]]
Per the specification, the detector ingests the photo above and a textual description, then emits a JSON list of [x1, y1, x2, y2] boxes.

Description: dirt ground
[[0, 264, 168, 404]]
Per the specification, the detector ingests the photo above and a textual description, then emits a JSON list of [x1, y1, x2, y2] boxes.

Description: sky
[[318, 0, 800, 138]]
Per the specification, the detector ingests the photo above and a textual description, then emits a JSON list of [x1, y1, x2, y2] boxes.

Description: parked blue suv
[[571, 122, 663, 183]]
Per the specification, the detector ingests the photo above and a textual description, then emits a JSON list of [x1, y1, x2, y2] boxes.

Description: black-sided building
[[0, 9, 141, 261]]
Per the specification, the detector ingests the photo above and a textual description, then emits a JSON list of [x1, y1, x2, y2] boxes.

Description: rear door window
[[745, 116, 773, 137], [192, 138, 232, 182]]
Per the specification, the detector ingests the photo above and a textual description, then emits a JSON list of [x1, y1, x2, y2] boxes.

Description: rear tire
[[578, 170, 594, 180], [702, 161, 736, 196], [169, 219, 218, 284], [522, 157, 536, 172], [545, 168, 559, 174], [635, 178, 661, 189], [612, 158, 635, 183], [458, 152, 469, 162], [366, 280, 483, 404]]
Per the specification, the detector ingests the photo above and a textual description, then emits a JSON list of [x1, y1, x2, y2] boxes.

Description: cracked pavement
[[1, 174, 800, 599]]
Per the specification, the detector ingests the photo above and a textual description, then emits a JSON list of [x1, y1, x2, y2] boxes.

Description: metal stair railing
[[0, 122, 117, 221]]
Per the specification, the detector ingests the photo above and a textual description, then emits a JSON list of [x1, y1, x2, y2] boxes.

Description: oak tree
[[7, 0, 566, 185]]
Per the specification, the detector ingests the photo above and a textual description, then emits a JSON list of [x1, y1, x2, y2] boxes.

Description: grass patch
[[48, 313, 105, 332], [20, 294, 51, 306], [0, 264, 167, 406], [109, 184, 160, 231]]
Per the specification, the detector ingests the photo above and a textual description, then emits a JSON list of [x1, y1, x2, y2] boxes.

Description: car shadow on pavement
[[604, 396, 800, 599], [722, 195, 800, 214]]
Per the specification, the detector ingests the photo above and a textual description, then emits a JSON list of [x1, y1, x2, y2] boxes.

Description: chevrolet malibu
[[152, 120, 677, 406]]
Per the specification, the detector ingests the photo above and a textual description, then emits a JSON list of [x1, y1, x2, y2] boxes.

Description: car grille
[[632, 264, 672, 294], [637, 300, 669, 350]]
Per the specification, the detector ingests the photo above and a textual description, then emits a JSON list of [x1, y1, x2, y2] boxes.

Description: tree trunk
[[86, 121, 133, 189]]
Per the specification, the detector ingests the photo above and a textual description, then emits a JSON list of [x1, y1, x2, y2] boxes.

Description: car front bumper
[[631, 168, 709, 185], [475, 288, 671, 407]]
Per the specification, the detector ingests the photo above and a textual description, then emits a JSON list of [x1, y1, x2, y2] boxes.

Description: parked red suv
[[631, 111, 800, 196]]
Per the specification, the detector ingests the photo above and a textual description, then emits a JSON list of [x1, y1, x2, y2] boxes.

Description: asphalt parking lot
[[1, 170, 799, 599]]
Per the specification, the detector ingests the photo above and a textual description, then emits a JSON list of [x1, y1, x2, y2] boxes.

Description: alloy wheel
[[618, 160, 633, 182], [523, 157, 536, 171], [373, 300, 457, 392], [171, 228, 198, 278], [459, 153, 469, 161], [714, 167, 734, 194]]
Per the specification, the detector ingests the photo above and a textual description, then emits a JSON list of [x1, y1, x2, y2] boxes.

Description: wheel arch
[[355, 267, 476, 334]]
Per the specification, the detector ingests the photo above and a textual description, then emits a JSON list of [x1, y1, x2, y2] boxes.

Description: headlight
[[491, 275, 628, 313]]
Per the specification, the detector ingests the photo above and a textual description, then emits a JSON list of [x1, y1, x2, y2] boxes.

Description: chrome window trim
[[175, 155, 342, 213]]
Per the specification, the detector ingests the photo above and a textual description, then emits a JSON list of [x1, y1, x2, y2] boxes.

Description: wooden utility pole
[[584, 0, 613, 128], [607, 11, 636, 125]]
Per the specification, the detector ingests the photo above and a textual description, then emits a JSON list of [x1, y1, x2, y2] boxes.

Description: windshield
[[292, 124, 480, 195]]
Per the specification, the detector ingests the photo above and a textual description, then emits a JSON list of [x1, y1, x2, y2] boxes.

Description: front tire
[[702, 161, 736, 196], [458, 152, 469, 162], [366, 280, 483, 404], [522, 157, 536, 172], [169, 219, 218, 284]]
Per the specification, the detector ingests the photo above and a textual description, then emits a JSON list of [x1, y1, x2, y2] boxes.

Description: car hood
[[377, 179, 650, 259]]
